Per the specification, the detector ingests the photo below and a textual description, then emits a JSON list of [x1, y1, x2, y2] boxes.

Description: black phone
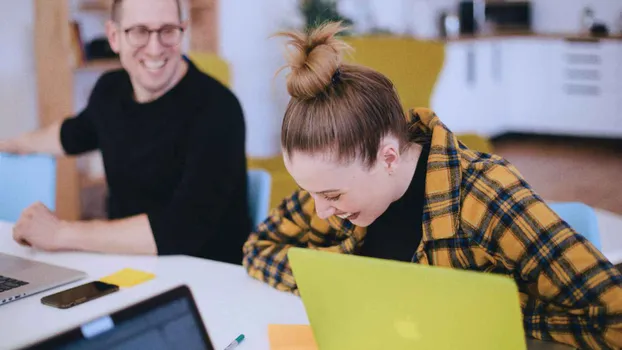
[[41, 281, 119, 309]]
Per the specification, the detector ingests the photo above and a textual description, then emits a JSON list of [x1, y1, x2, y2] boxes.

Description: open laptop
[[0, 252, 86, 306], [288, 247, 527, 350], [22, 285, 215, 350]]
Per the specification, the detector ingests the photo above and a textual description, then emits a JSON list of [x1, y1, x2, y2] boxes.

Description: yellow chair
[[188, 52, 231, 87], [342, 36, 445, 112]]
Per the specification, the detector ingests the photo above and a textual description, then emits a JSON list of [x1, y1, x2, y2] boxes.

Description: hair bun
[[276, 21, 351, 100]]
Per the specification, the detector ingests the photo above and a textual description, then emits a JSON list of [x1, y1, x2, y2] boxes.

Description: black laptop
[[22, 285, 214, 350]]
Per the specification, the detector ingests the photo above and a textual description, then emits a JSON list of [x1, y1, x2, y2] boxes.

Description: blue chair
[[549, 202, 601, 250], [0, 153, 56, 222], [247, 169, 272, 229]]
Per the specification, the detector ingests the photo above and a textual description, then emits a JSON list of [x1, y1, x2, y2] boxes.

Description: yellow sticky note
[[99, 268, 155, 288], [268, 324, 318, 350]]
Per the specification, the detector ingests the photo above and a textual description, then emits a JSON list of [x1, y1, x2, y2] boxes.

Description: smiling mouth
[[336, 212, 359, 220], [141, 59, 167, 71]]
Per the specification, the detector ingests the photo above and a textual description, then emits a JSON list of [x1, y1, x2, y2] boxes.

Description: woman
[[242, 21, 622, 348]]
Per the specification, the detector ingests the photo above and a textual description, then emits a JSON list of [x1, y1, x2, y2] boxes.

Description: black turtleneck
[[358, 145, 429, 262]]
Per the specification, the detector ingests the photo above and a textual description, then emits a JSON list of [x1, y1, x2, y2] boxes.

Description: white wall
[[0, 0, 38, 139], [219, 0, 303, 158]]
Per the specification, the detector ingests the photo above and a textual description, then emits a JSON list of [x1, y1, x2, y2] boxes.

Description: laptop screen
[[27, 285, 214, 350]]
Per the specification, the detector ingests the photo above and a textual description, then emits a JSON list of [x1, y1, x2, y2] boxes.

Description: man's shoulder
[[188, 66, 240, 106], [97, 69, 128, 88], [91, 69, 129, 98]]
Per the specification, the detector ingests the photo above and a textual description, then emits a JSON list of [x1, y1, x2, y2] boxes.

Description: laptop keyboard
[[0, 275, 28, 293]]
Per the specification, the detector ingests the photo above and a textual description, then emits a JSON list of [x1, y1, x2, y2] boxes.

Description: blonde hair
[[276, 21, 409, 168]]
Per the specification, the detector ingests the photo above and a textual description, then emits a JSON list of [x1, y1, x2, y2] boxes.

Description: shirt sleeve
[[470, 163, 622, 349], [60, 109, 98, 155], [59, 73, 115, 155], [146, 92, 248, 260], [242, 189, 317, 293]]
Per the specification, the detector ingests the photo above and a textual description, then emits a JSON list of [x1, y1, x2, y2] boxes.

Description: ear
[[180, 20, 190, 31], [377, 140, 400, 174], [105, 20, 121, 54]]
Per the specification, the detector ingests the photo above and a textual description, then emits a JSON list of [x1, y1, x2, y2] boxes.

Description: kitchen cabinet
[[431, 36, 622, 138]]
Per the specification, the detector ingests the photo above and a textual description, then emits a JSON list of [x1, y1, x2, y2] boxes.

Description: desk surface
[[3, 213, 620, 349]]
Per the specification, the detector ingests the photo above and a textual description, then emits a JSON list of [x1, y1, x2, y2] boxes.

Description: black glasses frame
[[122, 24, 185, 48]]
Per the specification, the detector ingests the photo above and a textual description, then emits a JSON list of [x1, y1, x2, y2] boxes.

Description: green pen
[[224, 334, 245, 349]]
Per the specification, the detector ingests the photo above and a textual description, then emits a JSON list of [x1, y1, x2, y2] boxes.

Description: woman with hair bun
[[243, 21, 622, 348]]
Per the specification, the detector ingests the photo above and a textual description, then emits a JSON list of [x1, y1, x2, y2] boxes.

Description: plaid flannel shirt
[[242, 108, 622, 349]]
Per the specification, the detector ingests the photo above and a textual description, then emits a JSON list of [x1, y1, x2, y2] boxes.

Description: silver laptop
[[0, 252, 86, 305]]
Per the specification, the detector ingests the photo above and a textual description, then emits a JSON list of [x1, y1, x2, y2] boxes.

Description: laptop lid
[[287, 247, 526, 350], [23, 285, 214, 350]]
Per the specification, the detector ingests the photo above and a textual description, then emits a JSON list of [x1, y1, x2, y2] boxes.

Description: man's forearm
[[0, 121, 65, 156], [59, 214, 158, 255]]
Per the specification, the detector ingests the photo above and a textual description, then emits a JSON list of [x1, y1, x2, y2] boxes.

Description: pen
[[224, 334, 245, 350]]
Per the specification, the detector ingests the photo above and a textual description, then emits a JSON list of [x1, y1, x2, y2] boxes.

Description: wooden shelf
[[75, 59, 122, 72]]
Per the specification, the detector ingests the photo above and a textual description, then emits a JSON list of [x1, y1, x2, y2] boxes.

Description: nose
[[144, 32, 165, 55], [314, 197, 336, 219]]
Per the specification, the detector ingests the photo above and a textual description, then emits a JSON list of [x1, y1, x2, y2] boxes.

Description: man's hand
[[0, 139, 23, 155], [12, 202, 66, 251]]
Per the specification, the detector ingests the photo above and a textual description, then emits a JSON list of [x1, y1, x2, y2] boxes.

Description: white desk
[[0, 221, 308, 349], [1, 212, 621, 350]]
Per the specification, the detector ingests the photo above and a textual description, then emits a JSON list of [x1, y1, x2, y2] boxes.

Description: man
[[0, 0, 251, 265]]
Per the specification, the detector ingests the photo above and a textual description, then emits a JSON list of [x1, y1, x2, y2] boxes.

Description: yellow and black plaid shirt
[[243, 108, 622, 349]]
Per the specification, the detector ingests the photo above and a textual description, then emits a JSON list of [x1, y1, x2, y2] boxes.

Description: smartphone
[[41, 281, 119, 309]]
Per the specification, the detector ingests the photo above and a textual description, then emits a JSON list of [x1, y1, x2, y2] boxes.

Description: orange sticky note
[[99, 268, 155, 288], [268, 324, 318, 350]]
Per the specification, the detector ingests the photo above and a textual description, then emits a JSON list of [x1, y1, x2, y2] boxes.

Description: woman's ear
[[378, 140, 400, 175]]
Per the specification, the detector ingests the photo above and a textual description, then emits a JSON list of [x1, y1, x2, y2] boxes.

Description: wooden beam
[[34, 0, 81, 221], [188, 0, 219, 53]]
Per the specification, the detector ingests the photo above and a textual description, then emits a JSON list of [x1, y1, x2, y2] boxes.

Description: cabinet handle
[[564, 84, 600, 96], [467, 46, 475, 85], [492, 44, 501, 82], [565, 69, 600, 82], [566, 53, 601, 65]]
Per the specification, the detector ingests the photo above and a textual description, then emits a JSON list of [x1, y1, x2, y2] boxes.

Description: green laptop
[[287, 247, 527, 350]]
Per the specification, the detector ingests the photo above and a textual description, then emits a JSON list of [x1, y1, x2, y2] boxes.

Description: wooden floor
[[492, 134, 622, 215], [79, 134, 622, 219]]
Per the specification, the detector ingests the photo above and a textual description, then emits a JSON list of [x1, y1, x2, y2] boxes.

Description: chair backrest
[[549, 202, 601, 250], [247, 169, 272, 229], [343, 36, 445, 110], [187, 52, 231, 88], [0, 153, 56, 222]]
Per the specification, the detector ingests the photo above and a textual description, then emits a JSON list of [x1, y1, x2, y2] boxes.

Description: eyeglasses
[[123, 24, 185, 48]]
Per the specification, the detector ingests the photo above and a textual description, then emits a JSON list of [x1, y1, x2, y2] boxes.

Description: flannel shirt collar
[[408, 107, 463, 241]]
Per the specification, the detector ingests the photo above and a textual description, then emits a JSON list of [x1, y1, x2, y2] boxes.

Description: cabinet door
[[431, 41, 503, 136], [431, 42, 476, 134], [474, 39, 508, 136], [500, 38, 557, 134], [551, 39, 620, 137], [616, 42, 622, 132]]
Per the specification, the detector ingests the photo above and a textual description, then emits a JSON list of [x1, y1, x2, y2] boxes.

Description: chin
[[349, 216, 375, 227]]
